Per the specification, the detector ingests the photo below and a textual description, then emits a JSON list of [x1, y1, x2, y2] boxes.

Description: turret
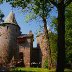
[[0, 11, 21, 64], [4, 11, 17, 24]]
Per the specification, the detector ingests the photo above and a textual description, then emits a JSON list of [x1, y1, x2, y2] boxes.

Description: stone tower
[[0, 11, 21, 64], [37, 33, 48, 68]]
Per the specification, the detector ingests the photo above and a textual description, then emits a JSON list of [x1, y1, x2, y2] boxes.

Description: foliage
[[49, 0, 72, 71], [50, 3, 72, 68], [42, 31, 57, 68], [65, 3, 72, 65], [49, 32, 57, 67], [24, 12, 37, 22], [8, 0, 52, 18], [44, 58, 48, 68], [0, 0, 3, 4], [0, 10, 4, 19], [50, 16, 58, 32]]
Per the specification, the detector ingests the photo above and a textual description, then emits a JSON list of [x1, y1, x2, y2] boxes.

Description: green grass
[[10, 67, 72, 72], [11, 67, 55, 72]]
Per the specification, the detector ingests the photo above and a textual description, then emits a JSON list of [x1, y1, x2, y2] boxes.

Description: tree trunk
[[42, 17, 52, 69], [56, 1, 65, 72]]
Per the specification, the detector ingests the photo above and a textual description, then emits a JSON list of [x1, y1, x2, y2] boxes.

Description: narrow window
[[7, 26, 9, 30], [0, 33, 1, 36]]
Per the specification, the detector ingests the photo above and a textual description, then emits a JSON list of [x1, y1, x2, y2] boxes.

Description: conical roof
[[4, 11, 17, 25]]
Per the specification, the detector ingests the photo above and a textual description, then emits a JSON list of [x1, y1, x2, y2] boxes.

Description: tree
[[51, 2, 72, 70], [49, 31, 57, 68], [0, 10, 4, 23], [65, 3, 72, 68], [49, 0, 72, 71]]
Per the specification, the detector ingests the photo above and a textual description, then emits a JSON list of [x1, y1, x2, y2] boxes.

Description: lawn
[[10, 67, 72, 72]]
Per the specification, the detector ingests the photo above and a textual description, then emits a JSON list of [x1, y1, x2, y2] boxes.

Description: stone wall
[[0, 23, 20, 64], [18, 34, 33, 67], [19, 42, 30, 67], [0, 23, 48, 68], [37, 33, 48, 68]]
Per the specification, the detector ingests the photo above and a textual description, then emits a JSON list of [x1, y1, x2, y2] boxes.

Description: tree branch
[[49, 0, 58, 8], [65, 0, 72, 7]]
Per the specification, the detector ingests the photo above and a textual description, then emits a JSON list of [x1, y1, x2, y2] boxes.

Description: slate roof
[[4, 11, 17, 25]]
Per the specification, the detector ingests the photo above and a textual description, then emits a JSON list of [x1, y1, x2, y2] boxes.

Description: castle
[[0, 11, 48, 68]]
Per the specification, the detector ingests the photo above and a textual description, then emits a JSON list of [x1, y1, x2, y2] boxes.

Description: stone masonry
[[0, 12, 20, 64], [0, 11, 48, 68], [37, 33, 48, 68], [17, 32, 33, 67]]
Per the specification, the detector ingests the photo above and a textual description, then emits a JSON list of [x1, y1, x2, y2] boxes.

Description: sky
[[0, 2, 57, 47]]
